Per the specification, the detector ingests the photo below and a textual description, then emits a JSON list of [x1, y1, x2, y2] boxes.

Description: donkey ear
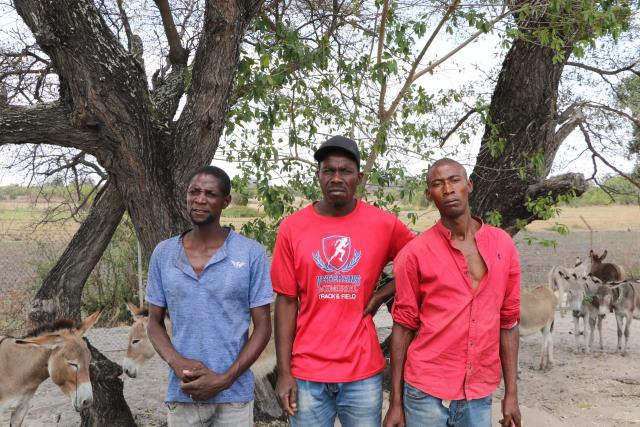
[[126, 301, 144, 319], [76, 310, 102, 336], [574, 257, 582, 267], [16, 334, 65, 349], [601, 250, 607, 260]]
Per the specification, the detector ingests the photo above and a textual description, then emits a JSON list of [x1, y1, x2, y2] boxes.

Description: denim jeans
[[403, 382, 492, 427], [166, 401, 253, 427], [290, 372, 383, 427]]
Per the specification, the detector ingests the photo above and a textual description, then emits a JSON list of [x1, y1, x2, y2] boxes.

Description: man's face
[[316, 152, 362, 207], [186, 174, 230, 226], [426, 162, 473, 219]]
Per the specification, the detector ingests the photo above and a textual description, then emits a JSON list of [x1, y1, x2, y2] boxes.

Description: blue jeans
[[403, 382, 492, 427], [290, 372, 383, 427]]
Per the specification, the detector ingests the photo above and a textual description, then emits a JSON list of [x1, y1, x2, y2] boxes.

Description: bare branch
[[376, 0, 390, 118], [411, 6, 510, 84], [439, 106, 481, 147], [381, 0, 459, 121], [116, 0, 135, 52], [579, 122, 640, 191], [583, 102, 640, 127], [566, 60, 640, 77]]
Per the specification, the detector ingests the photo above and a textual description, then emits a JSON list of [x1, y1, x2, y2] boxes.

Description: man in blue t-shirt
[[146, 166, 273, 427]]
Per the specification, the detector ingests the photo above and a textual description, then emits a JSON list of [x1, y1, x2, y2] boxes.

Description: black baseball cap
[[313, 136, 360, 169]]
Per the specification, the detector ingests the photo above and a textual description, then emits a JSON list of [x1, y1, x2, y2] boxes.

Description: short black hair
[[426, 158, 468, 186], [188, 166, 231, 196]]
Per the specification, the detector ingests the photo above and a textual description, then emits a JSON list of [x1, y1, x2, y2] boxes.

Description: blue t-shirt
[[146, 229, 273, 403]]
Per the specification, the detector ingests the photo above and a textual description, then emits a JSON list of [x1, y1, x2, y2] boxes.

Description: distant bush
[[224, 205, 262, 218], [570, 176, 640, 206]]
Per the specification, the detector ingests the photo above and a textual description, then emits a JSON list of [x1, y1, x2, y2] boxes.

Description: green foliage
[[569, 176, 640, 205], [224, 205, 262, 218], [518, 0, 633, 63], [220, 0, 634, 248]]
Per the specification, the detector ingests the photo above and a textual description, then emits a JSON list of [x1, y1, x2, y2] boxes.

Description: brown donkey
[[589, 249, 625, 282], [0, 310, 100, 427]]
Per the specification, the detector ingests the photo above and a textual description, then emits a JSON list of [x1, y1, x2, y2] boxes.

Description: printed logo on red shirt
[[313, 235, 361, 273], [312, 235, 362, 300]]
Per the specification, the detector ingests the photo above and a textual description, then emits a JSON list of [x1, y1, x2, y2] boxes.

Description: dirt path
[[4, 307, 639, 426]]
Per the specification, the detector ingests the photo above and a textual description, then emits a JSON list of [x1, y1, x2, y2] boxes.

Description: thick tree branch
[[14, 0, 155, 144], [0, 103, 104, 154], [153, 0, 189, 65], [554, 110, 584, 145], [173, 0, 264, 184]]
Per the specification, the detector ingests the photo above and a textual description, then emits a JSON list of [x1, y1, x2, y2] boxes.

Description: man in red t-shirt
[[271, 136, 414, 427], [384, 158, 521, 427]]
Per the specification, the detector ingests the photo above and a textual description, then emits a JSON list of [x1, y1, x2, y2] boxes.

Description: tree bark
[[28, 180, 125, 324], [80, 339, 136, 427], [7, 0, 264, 424], [469, 22, 585, 234]]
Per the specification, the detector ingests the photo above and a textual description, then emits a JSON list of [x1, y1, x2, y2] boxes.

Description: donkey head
[[123, 302, 156, 378], [16, 310, 100, 411]]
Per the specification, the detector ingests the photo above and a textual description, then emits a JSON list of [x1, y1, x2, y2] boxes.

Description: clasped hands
[[170, 357, 232, 401]]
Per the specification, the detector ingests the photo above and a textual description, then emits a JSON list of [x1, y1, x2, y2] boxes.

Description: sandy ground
[[3, 306, 640, 427]]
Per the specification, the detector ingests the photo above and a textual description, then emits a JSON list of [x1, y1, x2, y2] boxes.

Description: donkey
[[0, 310, 100, 427], [589, 249, 625, 282], [520, 286, 558, 371], [122, 302, 171, 378], [561, 272, 602, 352], [548, 257, 590, 317], [596, 281, 640, 355]]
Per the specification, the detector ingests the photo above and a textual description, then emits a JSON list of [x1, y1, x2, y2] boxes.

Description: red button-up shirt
[[392, 218, 520, 400]]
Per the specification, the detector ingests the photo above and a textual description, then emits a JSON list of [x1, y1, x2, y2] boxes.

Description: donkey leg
[[597, 316, 603, 350], [573, 315, 581, 351], [10, 394, 33, 427], [616, 314, 624, 353], [623, 316, 632, 356]]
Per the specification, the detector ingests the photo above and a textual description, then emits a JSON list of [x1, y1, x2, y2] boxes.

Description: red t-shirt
[[393, 219, 520, 400], [271, 200, 414, 382]]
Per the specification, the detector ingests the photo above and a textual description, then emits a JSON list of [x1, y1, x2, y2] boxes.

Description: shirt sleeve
[[145, 243, 166, 308], [387, 217, 415, 261], [249, 245, 274, 308], [392, 247, 421, 331], [500, 240, 521, 329], [270, 220, 298, 297]]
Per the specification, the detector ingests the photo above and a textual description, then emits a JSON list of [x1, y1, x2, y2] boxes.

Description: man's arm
[[181, 304, 272, 400], [146, 303, 207, 381], [499, 324, 521, 427], [274, 293, 299, 416], [364, 279, 395, 317], [383, 322, 416, 427]]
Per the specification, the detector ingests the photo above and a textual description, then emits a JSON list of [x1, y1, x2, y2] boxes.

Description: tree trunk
[[7, 1, 264, 424], [28, 181, 125, 324], [469, 30, 584, 234], [80, 340, 135, 427]]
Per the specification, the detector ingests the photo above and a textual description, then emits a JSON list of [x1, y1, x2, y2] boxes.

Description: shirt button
[[471, 319, 476, 324]]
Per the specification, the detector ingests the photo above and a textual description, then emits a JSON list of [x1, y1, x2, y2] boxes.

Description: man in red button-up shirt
[[384, 158, 521, 427]]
